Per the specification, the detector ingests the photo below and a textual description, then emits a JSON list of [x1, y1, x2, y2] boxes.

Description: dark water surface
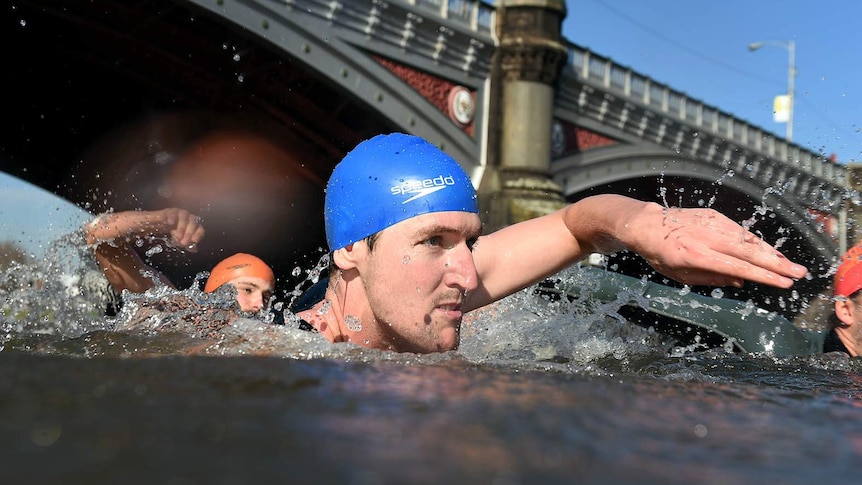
[[3, 349, 862, 485], [3, 243, 862, 484]]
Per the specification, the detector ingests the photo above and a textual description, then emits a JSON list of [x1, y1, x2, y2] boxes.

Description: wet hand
[[159, 208, 206, 253], [623, 204, 808, 288]]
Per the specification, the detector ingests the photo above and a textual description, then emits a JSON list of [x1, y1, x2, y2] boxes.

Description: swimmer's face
[[354, 211, 481, 353], [227, 276, 274, 312]]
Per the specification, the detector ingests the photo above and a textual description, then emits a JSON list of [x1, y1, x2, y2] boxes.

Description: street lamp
[[748, 39, 796, 142]]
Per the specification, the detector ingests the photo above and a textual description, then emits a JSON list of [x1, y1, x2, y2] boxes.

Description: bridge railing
[[565, 41, 847, 189], [409, 0, 495, 33]]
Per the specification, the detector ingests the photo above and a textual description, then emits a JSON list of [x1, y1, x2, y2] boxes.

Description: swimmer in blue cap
[[296, 133, 808, 353]]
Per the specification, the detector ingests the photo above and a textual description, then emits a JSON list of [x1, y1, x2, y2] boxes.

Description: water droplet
[[345, 315, 362, 332], [710, 288, 724, 299], [402, 256, 410, 265]]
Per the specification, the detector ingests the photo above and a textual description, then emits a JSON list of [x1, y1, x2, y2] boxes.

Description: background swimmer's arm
[[83, 208, 205, 294], [466, 194, 808, 312]]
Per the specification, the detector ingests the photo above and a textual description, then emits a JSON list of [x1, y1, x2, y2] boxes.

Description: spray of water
[[1, 229, 116, 343]]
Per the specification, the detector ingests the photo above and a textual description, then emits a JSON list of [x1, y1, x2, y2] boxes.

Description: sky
[[0, 174, 90, 258], [563, 0, 861, 164], [2, 0, 860, 254]]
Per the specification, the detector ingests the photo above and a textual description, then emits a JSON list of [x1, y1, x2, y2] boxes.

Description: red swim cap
[[834, 242, 862, 297], [204, 253, 275, 293]]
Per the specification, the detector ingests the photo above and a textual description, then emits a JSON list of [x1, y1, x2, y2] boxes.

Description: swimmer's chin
[[434, 327, 460, 353]]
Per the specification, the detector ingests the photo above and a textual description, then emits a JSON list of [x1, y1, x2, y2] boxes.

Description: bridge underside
[[4, 0, 396, 284]]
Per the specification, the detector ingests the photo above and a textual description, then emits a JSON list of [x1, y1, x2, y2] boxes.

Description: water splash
[[459, 265, 677, 369], [345, 315, 362, 332], [286, 252, 330, 308], [1, 229, 115, 341]]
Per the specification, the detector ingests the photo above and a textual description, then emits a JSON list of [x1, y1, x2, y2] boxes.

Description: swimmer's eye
[[422, 235, 443, 247]]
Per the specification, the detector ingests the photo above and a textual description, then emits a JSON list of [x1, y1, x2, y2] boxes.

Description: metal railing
[[565, 41, 846, 188], [409, 0, 495, 33]]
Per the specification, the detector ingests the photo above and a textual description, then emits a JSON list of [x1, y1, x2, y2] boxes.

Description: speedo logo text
[[390, 175, 457, 204]]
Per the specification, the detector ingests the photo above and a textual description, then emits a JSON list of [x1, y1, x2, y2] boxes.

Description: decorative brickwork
[[374, 55, 474, 137], [575, 127, 616, 151], [551, 119, 617, 158]]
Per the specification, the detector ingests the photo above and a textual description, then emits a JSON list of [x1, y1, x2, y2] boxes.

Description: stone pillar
[[478, 0, 569, 232], [846, 163, 862, 250]]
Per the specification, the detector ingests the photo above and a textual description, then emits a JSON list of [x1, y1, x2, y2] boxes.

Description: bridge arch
[[186, 0, 491, 177]]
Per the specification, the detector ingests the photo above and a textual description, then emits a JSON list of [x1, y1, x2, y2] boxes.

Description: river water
[[2, 235, 862, 485]]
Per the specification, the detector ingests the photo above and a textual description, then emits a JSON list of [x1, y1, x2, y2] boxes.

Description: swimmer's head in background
[[324, 133, 478, 250], [835, 242, 862, 298], [204, 253, 275, 293]]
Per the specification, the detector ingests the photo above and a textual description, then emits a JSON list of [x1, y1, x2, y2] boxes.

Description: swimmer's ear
[[835, 299, 855, 327], [332, 243, 361, 270]]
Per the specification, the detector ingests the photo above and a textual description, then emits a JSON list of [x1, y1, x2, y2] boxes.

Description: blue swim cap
[[325, 133, 478, 250]]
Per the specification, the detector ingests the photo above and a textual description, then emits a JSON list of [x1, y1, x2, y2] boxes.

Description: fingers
[[672, 262, 795, 289], [708, 226, 808, 281], [657, 240, 807, 289], [160, 208, 206, 252], [176, 221, 205, 253], [646, 208, 808, 289]]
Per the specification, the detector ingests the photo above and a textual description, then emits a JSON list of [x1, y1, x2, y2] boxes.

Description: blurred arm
[[83, 208, 205, 294]]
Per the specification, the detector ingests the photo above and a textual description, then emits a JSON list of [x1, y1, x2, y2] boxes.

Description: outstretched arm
[[467, 194, 808, 311], [583, 198, 807, 288], [83, 208, 206, 294]]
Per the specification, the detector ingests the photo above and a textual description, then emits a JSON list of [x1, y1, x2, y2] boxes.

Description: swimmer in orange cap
[[825, 241, 862, 356], [84, 208, 274, 312], [203, 253, 275, 312]]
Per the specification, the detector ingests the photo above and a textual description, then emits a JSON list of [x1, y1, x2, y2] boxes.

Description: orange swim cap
[[204, 253, 275, 293], [834, 242, 862, 297]]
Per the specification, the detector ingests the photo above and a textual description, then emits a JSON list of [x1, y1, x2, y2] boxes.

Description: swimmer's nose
[[446, 243, 478, 292], [248, 295, 263, 312], [239, 292, 264, 312]]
